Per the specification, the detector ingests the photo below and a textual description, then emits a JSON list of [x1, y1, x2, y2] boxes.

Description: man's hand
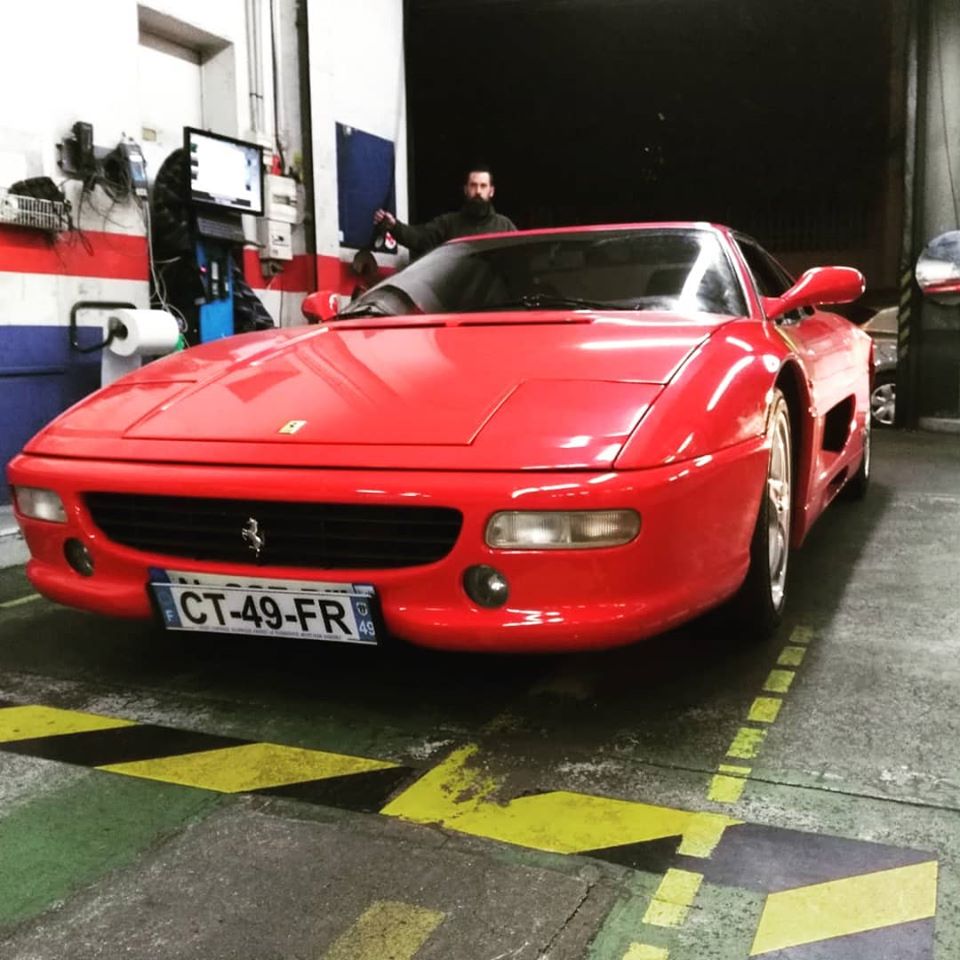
[[373, 209, 396, 228]]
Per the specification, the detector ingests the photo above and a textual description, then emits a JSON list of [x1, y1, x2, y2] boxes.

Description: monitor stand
[[195, 210, 246, 245], [195, 239, 235, 343]]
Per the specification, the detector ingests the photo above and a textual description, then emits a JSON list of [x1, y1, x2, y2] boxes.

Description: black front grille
[[85, 493, 463, 569]]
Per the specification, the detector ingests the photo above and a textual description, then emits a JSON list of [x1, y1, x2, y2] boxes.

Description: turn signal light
[[12, 486, 66, 523]]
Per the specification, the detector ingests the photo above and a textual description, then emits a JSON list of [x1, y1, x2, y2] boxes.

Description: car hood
[[27, 311, 732, 470]]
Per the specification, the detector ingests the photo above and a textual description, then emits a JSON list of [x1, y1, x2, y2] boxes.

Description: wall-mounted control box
[[258, 219, 293, 261], [264, 174, 298, 224]]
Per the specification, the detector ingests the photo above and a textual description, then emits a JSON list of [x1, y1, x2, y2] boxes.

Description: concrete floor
[[0, 428, 957, 959]]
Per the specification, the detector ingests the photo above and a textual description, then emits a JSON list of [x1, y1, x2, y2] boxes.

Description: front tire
[[841, 412, 871, 501], [729, 388, 793, 641]]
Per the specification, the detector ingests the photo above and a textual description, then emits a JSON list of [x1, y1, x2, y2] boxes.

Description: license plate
[[149, 568, 379, 645]]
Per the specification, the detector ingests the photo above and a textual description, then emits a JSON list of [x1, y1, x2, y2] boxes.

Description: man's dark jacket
[[392, 204, 516, 255]]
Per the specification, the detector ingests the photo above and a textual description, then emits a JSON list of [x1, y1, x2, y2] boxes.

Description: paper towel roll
[[107, 309, 180, 357]]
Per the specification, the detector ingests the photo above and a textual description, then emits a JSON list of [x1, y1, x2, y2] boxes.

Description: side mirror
[[916, 231, 960, 306], [762, 266, 865, 321], [302, 290, 343, 324]]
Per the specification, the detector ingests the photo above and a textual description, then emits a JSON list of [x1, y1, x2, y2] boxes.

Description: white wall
[[0, 0, 280, 495], [0, 0, 410, 341], [307, 0, 408, 266], [0, 0, 314, 324], [0, 0, 257, 240]]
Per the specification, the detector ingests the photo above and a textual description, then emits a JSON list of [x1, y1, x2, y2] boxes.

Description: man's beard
[[463, 196, 492, 219]]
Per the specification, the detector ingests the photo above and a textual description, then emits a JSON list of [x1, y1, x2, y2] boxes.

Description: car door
[[735, 237, 855, 416]]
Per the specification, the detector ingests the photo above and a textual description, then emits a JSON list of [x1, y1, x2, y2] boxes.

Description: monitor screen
[[185, 128, 264, 216]]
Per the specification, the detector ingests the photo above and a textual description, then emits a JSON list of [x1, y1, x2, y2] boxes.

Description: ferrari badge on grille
[[241, 517, 266, 559]]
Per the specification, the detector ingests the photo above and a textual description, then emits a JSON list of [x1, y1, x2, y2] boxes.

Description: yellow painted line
[[790, 625, 814, 645], [727, 727, 766, 759], [382, 745, 738, 855], [750, 860, 938, 955], [708, 774, 747, 804], [0, 705, 135, 742], [643, 869, 703, 927], [643, 902, 689, 929], [99, 742, 397, 792], [718, 764, 751, 775], [762, 670, 795, 694], [747, 697, 783, 724], [677, 811, 732, 857], [623, 945, 669, 960], [0, 593, 41, 609], [381, 744, 497, 818], [320, 900, 444, 960], [777, 645, 807, 667]]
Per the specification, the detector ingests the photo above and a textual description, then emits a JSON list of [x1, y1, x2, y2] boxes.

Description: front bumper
[[8, 442, 767, 652]]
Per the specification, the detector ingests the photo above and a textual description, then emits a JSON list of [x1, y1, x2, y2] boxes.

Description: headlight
[[485, 510, 640, 550], [11, 486, 67, 523]]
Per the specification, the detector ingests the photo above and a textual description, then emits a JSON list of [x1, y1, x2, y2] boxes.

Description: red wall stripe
[[243, 249, 396, 295], [0, 227, 399, 297], [0, 226, 148, 281], [242, 251, 359, 294], [242, 249, 317, 292], [316, 255, 361, 293]]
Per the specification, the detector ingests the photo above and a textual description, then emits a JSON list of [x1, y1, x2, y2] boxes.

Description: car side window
[[736, 239, 810, 321], [737, 240, 790, 298]]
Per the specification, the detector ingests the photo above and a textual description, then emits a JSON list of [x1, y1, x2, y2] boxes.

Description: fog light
[[12, 486, 66, 523], [64, 538, 95, 577], [463, 565, 509, 608]]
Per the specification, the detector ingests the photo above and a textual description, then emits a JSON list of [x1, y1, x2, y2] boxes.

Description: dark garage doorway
[[404, 0, 904, 298]]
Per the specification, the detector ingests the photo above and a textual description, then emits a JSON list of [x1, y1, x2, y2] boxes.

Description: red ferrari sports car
[[8, 223, 871, 652]]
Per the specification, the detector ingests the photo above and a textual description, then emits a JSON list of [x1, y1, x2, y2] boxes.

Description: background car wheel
[[841, 414, 871, 501], [871, 372, 896, 427], [728, 388, 792, 642]]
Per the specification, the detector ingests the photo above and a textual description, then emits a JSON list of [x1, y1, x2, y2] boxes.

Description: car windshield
[[342, 227, 747, 319]]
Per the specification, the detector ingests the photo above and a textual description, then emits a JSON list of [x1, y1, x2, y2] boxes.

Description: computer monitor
[[184, 127, 264, 216]]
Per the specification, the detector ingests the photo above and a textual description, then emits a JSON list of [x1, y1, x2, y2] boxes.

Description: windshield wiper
[[486, 294, 616, 311], [336, 301, 393, 318]]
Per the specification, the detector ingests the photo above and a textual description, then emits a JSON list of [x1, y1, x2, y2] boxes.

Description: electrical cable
[[73, 176, 96, 255], [85, 186, 128, 232], [59, 139, 188, 342], [138, 197, 188, 334], [269, 0, 286, 173]]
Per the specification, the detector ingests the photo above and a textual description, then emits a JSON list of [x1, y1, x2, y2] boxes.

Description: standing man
[[374, 166, 516, 255]]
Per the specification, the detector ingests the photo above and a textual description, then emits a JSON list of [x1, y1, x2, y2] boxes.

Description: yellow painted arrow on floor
[[382, 744, 737, 857], [0, 705, 135, 741], [750, 860, 938, 955], [100, 742, 398, 793]]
